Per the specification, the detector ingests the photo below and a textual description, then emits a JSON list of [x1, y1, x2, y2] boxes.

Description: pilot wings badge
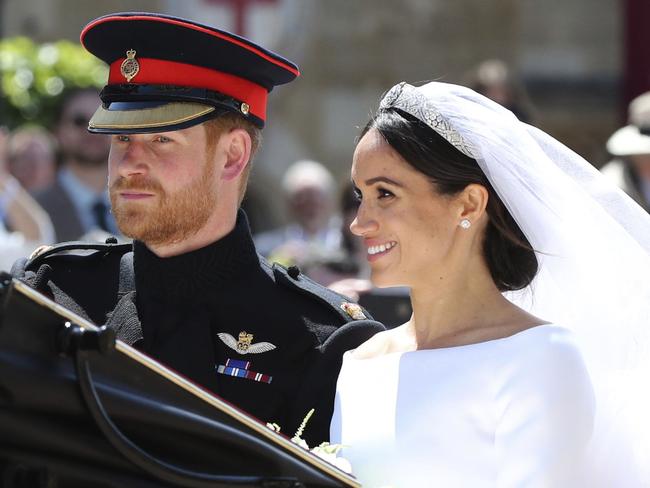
[[217, 331, 277, 355]]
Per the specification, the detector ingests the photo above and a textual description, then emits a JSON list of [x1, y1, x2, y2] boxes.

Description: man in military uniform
[[12, 12, 382, 446]]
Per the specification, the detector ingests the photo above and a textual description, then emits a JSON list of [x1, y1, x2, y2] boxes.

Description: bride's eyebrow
[[365, 176, 403, 187]]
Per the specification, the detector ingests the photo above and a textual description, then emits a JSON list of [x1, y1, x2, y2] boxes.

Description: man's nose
[[113, 140, 149, 178]]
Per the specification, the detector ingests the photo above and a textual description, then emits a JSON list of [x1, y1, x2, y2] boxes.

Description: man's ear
[[221, 128, 252, 181]]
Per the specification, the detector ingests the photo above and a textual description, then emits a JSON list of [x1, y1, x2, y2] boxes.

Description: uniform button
[[105, 236, 118, 244], [287, 265, 300, 279]]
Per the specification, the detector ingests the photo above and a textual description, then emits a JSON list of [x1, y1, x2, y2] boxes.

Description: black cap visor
[[88, 84, 262, 134]]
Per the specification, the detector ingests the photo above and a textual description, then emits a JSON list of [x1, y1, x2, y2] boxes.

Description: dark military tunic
[[13, 211, 382, 445]]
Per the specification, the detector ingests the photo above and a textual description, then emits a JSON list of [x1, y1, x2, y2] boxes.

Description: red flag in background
[[203, 0, 279, 37], [623, 0, 650, 107]]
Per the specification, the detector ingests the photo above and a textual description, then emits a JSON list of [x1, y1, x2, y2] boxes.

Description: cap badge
[[217, 331, 277, 355], [240, 103, 250, 115], [341, 302, 367, 320], [120, 49, 140, 82]]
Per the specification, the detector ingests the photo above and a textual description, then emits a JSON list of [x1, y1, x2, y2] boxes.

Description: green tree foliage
[[0, 37, 107, 129]]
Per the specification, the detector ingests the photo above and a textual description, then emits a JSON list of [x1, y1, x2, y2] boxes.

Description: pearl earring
[[459, 219, 471, 229]]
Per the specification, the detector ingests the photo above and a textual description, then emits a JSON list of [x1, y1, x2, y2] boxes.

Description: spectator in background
[[601, 91, 650, 212], [338, 181, 368, 275], [6, 125, 57, 193], [35, 88, 118, 242], [0, 128, 54, 271], [466, 59, 534, 124], [305, 181, 369, 288], [254, 159, 341, 267]]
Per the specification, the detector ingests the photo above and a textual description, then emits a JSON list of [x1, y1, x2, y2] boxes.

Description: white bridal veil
[[380, 81, 650, 485]]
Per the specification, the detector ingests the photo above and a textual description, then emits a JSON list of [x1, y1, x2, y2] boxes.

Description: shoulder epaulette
[[267, 261, 373, 323], [25, 239, 133, 270], [11, 239, 135, 326]]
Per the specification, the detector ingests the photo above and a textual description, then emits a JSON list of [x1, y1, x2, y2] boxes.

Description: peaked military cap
[[80, 12, 300, 133]]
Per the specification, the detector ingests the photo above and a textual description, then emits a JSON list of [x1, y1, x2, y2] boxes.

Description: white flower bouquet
[[267, 409, 352, 474]]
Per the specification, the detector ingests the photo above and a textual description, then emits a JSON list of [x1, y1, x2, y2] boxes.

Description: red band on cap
[[108, 57, 268, 121]]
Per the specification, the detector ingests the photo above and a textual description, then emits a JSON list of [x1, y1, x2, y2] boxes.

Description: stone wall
[[2, 0, 624, 228], [2, 0, 164, 41]]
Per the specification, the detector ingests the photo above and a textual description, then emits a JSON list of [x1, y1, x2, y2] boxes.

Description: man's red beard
[[110, 163, 217, 246]]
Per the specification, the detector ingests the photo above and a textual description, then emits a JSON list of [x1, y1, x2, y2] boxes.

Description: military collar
[[133, 210, 260, 302]]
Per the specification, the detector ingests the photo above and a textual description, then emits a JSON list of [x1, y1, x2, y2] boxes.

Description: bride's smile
[[349, 127, 477, 289], [365, 240, 397, 258]]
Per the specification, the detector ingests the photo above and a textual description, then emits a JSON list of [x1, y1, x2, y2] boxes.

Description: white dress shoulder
[[330, 325, 597, 487]]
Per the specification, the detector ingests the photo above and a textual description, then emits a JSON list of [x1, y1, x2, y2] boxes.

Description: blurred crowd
[[0, 87, 116, 270], [2, 61, 650, 324]]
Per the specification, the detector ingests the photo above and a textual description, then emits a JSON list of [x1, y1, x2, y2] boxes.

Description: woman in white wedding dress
[[330, 81, 650, 487]]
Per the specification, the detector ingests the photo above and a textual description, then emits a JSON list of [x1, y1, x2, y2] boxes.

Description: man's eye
[[378, 187, 394, 199], [353, 187, 363, 201], [156, 135, 171, 143], [116, 135, 130, 142]]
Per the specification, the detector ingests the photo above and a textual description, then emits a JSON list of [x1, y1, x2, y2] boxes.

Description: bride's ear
[[457, 183, 489, 224]]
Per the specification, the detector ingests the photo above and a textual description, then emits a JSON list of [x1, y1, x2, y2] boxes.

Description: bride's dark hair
[[361, 108, 538, 292]]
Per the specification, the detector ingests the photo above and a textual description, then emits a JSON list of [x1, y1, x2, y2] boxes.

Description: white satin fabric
[[331, 325, 629, 487]]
